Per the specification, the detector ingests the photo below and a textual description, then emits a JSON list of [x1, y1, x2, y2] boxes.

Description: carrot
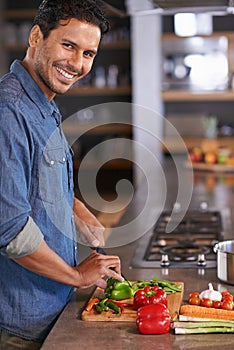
[[85, 298, 100, 312], [180, 304, 234, 321]]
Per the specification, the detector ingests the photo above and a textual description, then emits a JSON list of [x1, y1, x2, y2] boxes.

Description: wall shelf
[[163, 136, 234, 153], [0, 9, 36, 19], [101, 41, 130, 49], [162, 31, 234, 40], [63, 123, 132, 136], [162, 89, 234, 102], [65, 85, 131, 96], [3, 41, 130, 52]]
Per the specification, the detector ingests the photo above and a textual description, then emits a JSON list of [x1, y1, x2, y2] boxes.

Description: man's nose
[[70, 51, 84, 75]]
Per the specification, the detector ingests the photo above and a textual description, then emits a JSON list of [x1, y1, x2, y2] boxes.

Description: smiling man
[[0, 1, 123, 349], [26, 17, 100, 98]]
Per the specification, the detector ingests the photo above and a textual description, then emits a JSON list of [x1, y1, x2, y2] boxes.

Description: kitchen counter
[[41, 158, 234, 350]]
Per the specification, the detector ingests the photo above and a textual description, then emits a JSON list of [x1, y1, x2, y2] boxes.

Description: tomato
[[221, 300, 233, 311], [221, 291, 233, 299], [212, 300, 221, 309], [189, 296, 201, 306], [222, 295, 233, 303], [189, 292, 200, 299], [201, 298, 213, 308]]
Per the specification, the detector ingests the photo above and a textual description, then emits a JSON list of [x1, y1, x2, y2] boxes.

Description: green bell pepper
[[104, 278, 133, 301]]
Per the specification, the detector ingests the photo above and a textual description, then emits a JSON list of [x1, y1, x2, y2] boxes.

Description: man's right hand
[[74, 251, 123, 289]]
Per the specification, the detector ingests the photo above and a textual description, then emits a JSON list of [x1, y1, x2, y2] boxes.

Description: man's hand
[[74, 251, 123, 289], [73, 197, 105, 248]]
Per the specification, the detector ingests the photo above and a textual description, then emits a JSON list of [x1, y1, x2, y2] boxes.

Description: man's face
[[30, 18, 101, 100]]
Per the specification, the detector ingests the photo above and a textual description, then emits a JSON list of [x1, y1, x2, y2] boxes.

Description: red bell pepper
[[136, 303, 171, 334], [133, 285, 168, 310]]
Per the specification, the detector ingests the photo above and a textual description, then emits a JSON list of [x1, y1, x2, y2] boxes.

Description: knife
[[96, 247, 132, 287]]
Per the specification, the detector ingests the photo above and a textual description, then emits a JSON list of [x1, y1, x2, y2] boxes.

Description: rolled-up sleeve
[[6, 216, 44, 258]]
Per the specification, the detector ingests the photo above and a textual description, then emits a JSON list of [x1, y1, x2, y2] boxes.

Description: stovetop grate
[[131, 210, 223, 269]]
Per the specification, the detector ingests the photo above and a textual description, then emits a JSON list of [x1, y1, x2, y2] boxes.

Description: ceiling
[[101, 0, 234, 16]]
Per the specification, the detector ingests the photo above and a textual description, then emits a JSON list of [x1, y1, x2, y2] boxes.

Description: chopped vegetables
[[84, 275, 183, 330], [96, 298, 109, 312], [104, 300, 122, 315], [85, 297, 122, 315], [85, 298, 100, 312]]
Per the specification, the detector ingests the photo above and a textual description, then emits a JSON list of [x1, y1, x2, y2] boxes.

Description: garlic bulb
[[199, 283, 222, 301]]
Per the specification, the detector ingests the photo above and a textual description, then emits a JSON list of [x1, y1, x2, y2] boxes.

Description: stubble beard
[[34, 58, 66, 95]]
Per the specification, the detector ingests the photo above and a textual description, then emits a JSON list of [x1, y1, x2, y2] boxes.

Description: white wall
[[130, 11, 163, 186]]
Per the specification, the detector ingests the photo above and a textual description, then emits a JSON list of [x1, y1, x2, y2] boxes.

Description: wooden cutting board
[[82, 282, 184, 322]]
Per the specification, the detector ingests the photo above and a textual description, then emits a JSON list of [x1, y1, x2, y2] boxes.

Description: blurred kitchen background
[[1, 0, 234, 220]]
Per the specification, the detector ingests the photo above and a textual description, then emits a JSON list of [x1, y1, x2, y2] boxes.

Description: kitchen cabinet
[[162, 18, 234, 154], [0, 0, 133, 196]]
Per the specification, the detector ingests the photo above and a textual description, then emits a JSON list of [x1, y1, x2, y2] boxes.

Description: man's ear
[[29, 25, 43, 47]]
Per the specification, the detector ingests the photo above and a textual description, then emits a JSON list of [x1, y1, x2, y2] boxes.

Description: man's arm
[[5, 216, 122, 289], [13, 239, 122, 289]]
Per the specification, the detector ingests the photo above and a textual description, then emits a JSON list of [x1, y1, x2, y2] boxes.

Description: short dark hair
[[33, 0, 110, 39]]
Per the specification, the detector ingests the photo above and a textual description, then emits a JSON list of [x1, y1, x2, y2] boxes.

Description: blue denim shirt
[[0, 60, 78, 341]]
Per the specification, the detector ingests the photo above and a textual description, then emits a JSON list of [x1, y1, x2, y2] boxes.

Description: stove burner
[[160, 244, 210, 262], [130, 209, 224, 269]]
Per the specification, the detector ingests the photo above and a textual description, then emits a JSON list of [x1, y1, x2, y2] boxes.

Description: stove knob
[[197, 253, 207, 267], [160, 254, 170, 267]]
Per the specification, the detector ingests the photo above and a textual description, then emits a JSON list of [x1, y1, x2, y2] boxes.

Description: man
[[0, 1, 123, 348]]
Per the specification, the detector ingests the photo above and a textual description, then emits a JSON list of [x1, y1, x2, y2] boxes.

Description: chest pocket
[[39, 147, 68, 204]]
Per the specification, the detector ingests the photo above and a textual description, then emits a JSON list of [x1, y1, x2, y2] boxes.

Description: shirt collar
[[10, 60, 59, 119]]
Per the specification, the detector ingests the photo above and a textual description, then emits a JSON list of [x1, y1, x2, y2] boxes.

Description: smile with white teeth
[[55, 66, 76, 80]]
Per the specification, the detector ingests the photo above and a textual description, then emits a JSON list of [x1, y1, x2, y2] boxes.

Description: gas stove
[[131, 205, 224, 269]]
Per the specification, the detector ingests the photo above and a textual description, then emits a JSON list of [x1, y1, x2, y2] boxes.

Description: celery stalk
[[174, 327, 234, 334], [173, 321, 234, 329]]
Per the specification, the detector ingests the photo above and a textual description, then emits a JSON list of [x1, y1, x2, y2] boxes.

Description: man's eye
[[63, 43, 73, 49], [84, 51, 95, 58]]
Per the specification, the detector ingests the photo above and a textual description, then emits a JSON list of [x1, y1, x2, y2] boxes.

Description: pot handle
[[213, 243, 218, 254]]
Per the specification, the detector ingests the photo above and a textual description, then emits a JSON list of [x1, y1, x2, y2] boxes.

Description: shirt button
[[50, 160, 55, 165], [62, 157, 66, 162]]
